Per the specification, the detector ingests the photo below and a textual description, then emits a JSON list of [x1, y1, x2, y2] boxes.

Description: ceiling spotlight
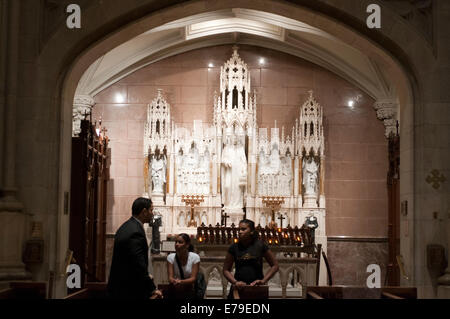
[[348, 100, 354, 107], [259, 58, 265, 65], [115, 93, 125, 103], [208, 63, 214, 68]]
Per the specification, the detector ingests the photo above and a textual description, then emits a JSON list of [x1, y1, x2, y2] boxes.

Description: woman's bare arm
[[179, 262, 199, 285]]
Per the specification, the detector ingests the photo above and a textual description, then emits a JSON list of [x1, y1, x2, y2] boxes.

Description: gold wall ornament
[[144, 157, 149, 193], [426, 169, 446, 189], [298, 158, 302, 195], [181, 194, 205, 227], [261, 196, 285, 229]]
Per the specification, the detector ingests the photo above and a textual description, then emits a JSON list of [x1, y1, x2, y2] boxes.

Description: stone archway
[[34, 0, 424, 297]]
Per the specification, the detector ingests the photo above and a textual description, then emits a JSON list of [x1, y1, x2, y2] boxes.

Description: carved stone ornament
[[72, 94, 95, 137], [373, 100, 398, 138], [426, 169, 447, 190]]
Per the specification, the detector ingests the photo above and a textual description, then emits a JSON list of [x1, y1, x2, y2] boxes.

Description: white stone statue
[[303, 157, 319, 195], [260, 214, 266, 228], [281, 156, 293, 196], [185, 144, 199, 170], [268, 142, 281, 174], [201, 212, 208, 226], [151, 153, 166, 193], [179, 211, 186, 227], [221, 135, 247, 209]]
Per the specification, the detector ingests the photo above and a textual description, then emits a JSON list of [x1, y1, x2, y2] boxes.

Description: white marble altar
[[142, 48, 327, 284]]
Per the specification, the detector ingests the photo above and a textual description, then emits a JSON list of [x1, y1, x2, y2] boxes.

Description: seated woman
[[166, 233, 200, 298], [223, 219, 279, 299]]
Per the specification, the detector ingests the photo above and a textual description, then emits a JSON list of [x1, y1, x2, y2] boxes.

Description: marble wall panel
[[327, 240, 389, 286], [93, 44, 388, 236]]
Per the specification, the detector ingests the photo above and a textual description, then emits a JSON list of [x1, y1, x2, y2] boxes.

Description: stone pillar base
[[151, 193, 165, 206], [0, 207, 31, 282], [437, 285, 450, 299], [0, 265, 32, 281], [303, 194, 318, 208]]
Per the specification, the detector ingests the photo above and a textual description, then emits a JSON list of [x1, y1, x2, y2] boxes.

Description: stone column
[[373, 100, 398, 138], [319, 156, 325, 208], [0, 0, 31, 282], [0, 0, 7, 188], [437, 212, 450, 298], [72, 94, 95, 137]]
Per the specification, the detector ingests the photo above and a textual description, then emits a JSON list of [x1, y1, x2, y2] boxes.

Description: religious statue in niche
[[175, 142, 211, 195], [268, 142, 281, 174], [257, 141, 293, 196], [198, 149, 210, 194], [178, 211, 186, 227], [259, 213, 267, 228], [221, 135, 247, 210], [302, 157, 319, 196], [151, 149, 166, 194], [281, 153, 293, 194], [304, 213, 318, 243]]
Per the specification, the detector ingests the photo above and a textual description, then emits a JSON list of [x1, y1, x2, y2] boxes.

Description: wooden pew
[[158, 283, 195, 299], [233, 285, 269, 299], [380, 287, 417, 299], [0, 282, 46, 299], [64, 282, 108, 299], [306, 286, 417, 299]]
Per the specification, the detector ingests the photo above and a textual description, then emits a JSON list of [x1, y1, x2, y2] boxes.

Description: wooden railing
[[305, 286, 417, 299], [0, 282, 46, 299], [64, 282, 108, 299]]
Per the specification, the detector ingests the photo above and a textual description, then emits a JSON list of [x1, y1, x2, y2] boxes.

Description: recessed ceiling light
[[115, 93, 125, 103], [208, 63, 214, 68], [259, 58, 265, 65]]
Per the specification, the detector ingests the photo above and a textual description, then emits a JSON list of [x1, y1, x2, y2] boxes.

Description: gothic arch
[[44, 0, 424, 296]]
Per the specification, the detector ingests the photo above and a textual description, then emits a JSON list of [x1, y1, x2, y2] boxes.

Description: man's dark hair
[[132, 197, 152, 216]]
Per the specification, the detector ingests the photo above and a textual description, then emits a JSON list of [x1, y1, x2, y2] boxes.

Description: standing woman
[[223, 219, 279, 298], [166, 233, 200, 298]]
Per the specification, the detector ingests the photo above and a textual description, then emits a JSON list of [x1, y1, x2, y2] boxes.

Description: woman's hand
[[170, 278, 181, 285], [249, 279, 265, 286], [234, 281, 247, 289], [150, 289, 163, 299]]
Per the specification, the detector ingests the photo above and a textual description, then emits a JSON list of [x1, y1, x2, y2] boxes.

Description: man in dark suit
[[107, 197, 163, 299]]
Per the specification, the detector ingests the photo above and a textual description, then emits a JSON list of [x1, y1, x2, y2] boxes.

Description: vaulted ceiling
[[75, 8, 394, 101]]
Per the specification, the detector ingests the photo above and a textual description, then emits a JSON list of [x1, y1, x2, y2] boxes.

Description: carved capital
[[72, 95, 95, 136], [373, 100, 398, 138]]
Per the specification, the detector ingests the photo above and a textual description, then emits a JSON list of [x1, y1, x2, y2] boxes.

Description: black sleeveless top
[[228, 240, 269, 284]]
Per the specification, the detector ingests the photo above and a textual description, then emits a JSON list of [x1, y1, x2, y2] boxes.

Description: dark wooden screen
[[386, 127, 400, 285], [70, 118, 110, 287]]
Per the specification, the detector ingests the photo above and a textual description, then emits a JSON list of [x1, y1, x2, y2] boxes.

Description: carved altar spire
[[144, 89, 171, 156], [298, 90, 324, 157], [215, 46, 256, 131]]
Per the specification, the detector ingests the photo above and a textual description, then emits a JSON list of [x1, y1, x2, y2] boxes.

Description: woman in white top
[[167, 233, 200, 293]]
